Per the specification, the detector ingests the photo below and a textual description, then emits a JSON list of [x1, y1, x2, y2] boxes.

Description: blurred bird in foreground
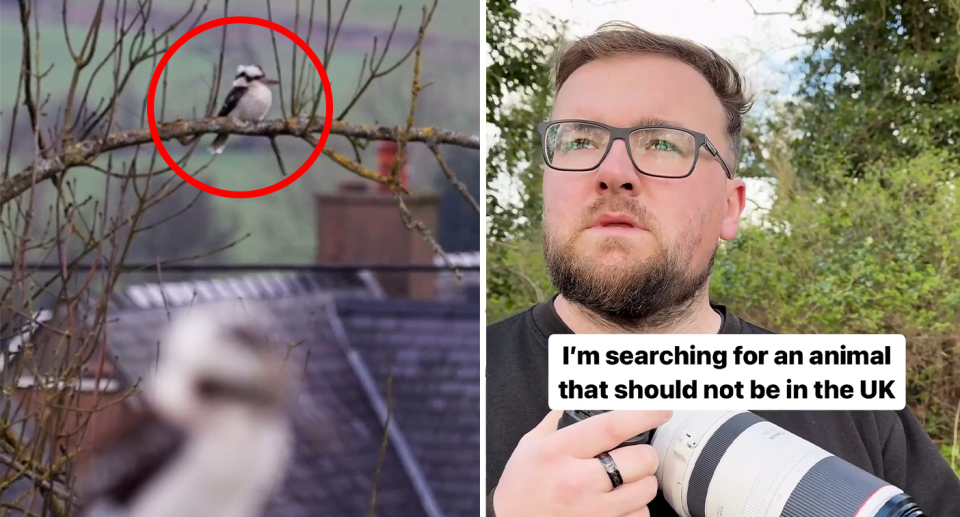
[[78, 301, 294, 517], [208, 64, 280, 155]]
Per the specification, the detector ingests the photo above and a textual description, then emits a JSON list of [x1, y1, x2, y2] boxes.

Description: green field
[[109, 0, 480, 41]]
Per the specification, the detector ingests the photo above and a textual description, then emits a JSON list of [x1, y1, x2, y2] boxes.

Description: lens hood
[[874, 493, 925, 517]]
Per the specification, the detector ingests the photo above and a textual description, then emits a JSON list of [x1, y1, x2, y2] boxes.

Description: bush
[[712, 148, 960, 444], [486, 236, 553, 323]]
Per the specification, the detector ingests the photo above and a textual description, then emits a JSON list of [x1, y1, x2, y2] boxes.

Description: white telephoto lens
[[650, 411, 925, 517]]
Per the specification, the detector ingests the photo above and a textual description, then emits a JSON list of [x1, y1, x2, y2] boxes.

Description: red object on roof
[[377, 141, 408, 193]]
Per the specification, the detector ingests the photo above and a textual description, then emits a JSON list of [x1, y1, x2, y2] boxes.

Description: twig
[[368, 349, 394, 517], [265, 0, 287, 119], [744, 0, 798, 16], [0, 451, 79, 509], [428, 142, 479, 214], [952, 397, 959, 471], [268, 137, 287, 176], [322, 148, 407, 193]]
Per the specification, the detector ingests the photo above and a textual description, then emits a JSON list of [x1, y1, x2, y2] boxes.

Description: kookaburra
[[208, 64, 280, 155], [78, 301, 293, 517]]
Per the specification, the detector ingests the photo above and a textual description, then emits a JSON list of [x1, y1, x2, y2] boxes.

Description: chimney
[[314, 141, 440, 299], [376, 141, 408, 193]]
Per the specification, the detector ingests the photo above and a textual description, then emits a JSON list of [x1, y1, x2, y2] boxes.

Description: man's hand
[[492, 410, 671, 517]]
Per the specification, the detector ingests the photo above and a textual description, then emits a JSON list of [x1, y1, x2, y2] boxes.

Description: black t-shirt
[[486, 297, 960, 516]]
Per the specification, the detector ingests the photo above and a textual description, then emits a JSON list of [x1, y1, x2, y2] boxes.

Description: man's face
[[542, 53, 745, 328]]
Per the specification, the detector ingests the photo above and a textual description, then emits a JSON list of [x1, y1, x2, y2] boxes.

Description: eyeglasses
[[536, 119, 733, 179]]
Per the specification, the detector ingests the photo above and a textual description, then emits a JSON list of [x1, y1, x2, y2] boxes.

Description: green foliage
[[712, 1, 960, 452], [788, 0, 960, 187], [711, 148, 960, 334], [711, 147, 960, 440], [486, 0, 564, 311], [485, 0, 562, 237], [486, 230, 554, 322], [941, 441, 960, 478]]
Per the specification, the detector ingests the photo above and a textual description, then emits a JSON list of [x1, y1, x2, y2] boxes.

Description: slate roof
[[78, 271, 479, 517], [335, 299, 481, 517], [107, 270, 384, 312], [98, 271, 384, 387], [433, 252, 480, 304]]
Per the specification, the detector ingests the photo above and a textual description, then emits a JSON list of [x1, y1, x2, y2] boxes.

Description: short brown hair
[[553, 21, 754, 173]]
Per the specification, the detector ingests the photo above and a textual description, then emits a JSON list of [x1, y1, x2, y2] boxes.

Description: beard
[[543, 197, 716, 332]]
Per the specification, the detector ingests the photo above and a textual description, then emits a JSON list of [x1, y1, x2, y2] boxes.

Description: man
[[486, 21, 960, 517]]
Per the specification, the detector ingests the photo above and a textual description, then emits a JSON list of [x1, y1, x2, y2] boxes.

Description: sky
[[517, 0, 825, 97], [490, 0, 830, 226]]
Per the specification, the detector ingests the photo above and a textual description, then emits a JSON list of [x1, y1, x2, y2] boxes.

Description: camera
[[558, 409, 925, 517]]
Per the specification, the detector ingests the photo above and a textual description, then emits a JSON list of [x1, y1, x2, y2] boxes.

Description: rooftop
[[1, 270, 480, 517]]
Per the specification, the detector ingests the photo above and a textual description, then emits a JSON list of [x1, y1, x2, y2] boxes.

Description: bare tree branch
[[429, 142, 479, 214], [2, 118, 479, 206], [744, 0, 800, 17], [0, 449, 80, 509]]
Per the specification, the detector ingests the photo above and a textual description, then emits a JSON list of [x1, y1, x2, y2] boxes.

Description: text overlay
[[547, 335, 906, 411]]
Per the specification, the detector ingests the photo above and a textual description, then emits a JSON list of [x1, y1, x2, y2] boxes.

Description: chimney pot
[[378, 141, 408, 193]]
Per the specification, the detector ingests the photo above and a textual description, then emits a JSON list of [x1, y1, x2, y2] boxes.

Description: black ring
[[596, 452, 623, 489]]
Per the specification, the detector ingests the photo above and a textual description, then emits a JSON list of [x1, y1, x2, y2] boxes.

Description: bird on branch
[[208, 65, 280, 155], [77, 301, 294, 517]]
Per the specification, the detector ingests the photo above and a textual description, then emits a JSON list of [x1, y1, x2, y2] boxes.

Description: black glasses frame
[[536, 119, 733, 179]]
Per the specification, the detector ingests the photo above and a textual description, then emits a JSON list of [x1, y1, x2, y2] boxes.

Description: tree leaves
[[486, 0, 564, 315], [788, 0, 960, 187]]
